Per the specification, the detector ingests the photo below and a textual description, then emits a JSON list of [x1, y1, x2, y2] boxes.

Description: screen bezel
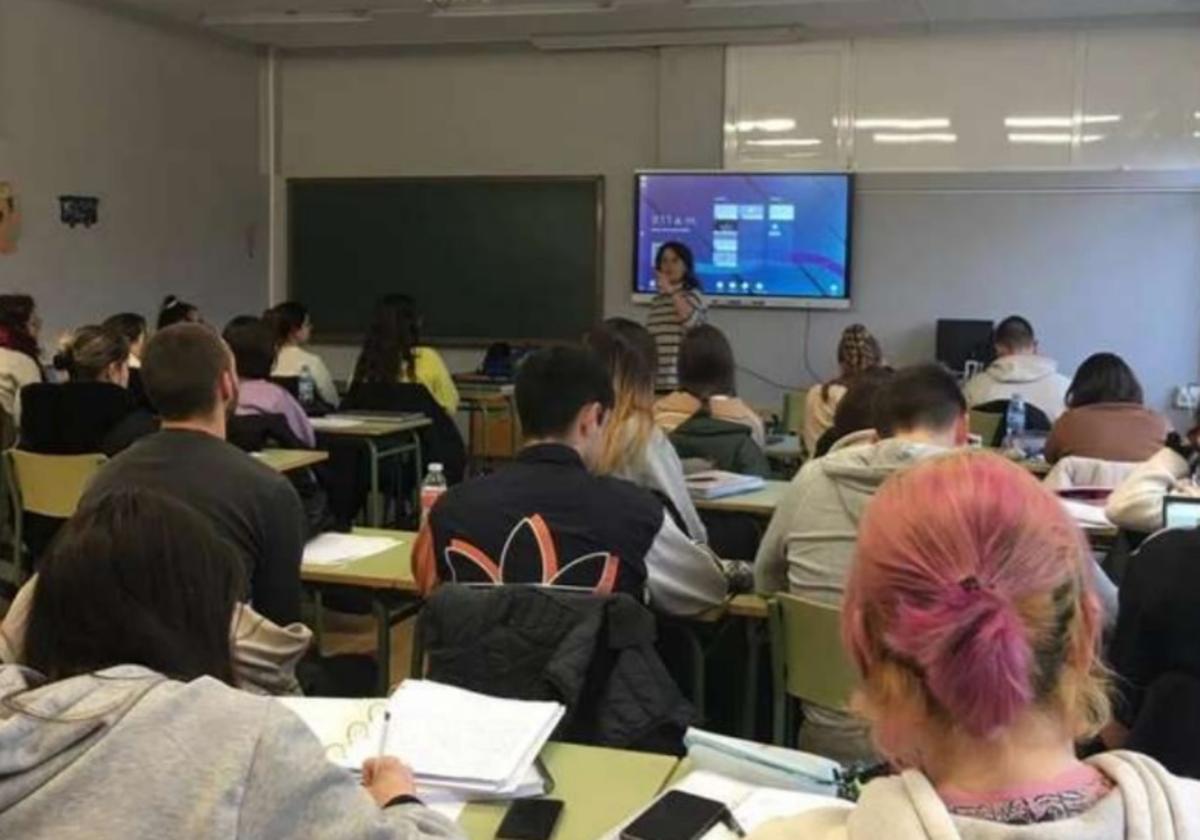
[[631, 169, 854, 310]]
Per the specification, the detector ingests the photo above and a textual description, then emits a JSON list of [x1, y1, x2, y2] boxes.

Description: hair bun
[[52, 350, 73, 372], [887, 580, 1032, 737]]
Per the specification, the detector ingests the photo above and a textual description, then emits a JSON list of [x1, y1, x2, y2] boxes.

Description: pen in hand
[[377, 710, 392, 762]]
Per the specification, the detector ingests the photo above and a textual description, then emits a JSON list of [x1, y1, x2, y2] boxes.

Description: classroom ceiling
[[99, 0, 1200, 49]]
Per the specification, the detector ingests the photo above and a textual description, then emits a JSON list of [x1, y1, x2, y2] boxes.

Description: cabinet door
[[1079, 28, 1200, 171], [852, 32, 1077, 171], [725, 44, 847, 171]]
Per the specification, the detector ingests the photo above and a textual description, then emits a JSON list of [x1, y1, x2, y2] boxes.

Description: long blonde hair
[[586, 318, 657, 475]]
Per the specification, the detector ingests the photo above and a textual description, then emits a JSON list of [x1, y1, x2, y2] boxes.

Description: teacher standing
[[647, 241, 707, 392]]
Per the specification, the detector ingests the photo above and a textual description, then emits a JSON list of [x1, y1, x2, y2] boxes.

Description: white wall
[[280, 35, 1200, 422], [0, 0, 267, 343]]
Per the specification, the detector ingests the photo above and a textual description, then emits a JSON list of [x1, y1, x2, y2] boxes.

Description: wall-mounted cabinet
[[726, 27, 1200, 172]]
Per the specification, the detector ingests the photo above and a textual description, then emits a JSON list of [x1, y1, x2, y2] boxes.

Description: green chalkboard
[[288, 177, 604, 343]]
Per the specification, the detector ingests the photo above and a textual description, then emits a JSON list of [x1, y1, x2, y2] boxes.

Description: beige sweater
[[750, 752, 1200, 840], [654, 391, 766, 446]]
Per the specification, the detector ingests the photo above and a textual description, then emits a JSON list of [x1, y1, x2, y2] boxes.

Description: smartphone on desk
[[621, 791, 735, 840], [496, 798, 564, 840]]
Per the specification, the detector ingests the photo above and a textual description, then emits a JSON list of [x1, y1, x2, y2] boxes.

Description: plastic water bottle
[[298, 365, 316, 407], [420, 463, 448, 523], [1005, 393, 1026, 449]]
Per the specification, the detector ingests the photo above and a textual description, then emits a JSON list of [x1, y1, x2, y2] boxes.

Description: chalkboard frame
[[286, 175, 606, 346]]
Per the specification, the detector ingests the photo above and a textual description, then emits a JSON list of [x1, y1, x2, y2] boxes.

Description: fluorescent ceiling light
[[432, 2, 608, 17], [1007, 132, 1105, 144], [724, 119, 797, 133], [531, 26, 802, 50], [872, 132, 957, 144], [745, 138, 823, 147], [1005, 114, 1121, 128], [855, 118, 951, 130], [201, 11, 373, 25]]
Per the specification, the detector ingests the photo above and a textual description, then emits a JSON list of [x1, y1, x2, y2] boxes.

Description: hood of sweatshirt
[[818, 437, 947, 503], [985, 354, 1061, 385], [0, 664, 166, 811], [835, 751, 1200, 840]]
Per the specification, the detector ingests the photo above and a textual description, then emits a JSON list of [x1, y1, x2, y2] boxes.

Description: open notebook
[[277, 681, 563, 797]]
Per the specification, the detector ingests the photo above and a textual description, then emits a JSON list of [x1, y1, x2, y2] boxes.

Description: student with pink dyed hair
[[754, 452, 1200, 839]]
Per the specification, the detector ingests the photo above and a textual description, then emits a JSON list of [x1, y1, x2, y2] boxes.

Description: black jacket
[[1110, 527, 1200, 732], [420, 585, 695, 754]]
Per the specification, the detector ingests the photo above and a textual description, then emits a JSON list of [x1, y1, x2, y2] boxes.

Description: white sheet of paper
[[344, 681, 564, 793], [303, 533, 400, 566], [1059, 498, 1113, 529]]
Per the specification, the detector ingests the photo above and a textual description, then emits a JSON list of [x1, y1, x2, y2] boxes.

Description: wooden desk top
[[693, 480, 790, 517], [458, 742, 679, 840], [255, 449, 329, 473], [300, 527, 418, 592], [311, 414, 432, 438]]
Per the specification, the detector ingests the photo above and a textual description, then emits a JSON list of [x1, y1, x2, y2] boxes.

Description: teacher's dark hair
[[655, 241, 699, 291], [24, 488, 243, 685]]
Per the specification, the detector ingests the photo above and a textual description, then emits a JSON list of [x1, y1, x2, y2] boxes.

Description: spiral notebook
[[276, 681, 562, 798]]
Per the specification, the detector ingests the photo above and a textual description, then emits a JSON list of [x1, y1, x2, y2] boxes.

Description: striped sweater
[[647, 289, 706, 392]]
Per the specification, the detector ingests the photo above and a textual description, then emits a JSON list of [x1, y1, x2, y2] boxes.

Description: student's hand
[[362, 756, 417, 807], [655, 269, 679, 294]]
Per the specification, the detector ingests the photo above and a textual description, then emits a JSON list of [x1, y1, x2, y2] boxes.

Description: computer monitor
[[936, 319, 995, 375], [633, 171, 853, 309]]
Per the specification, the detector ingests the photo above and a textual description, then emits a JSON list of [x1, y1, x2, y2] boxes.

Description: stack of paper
[[302, 533, 400, 566], [685, 471, 767, 500], [342, 681, 564, 797], [310, 416, 364, 430]]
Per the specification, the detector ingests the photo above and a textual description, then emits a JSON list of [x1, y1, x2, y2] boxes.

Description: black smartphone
[[496, 798, 564, 840], [620, 791, 730, 840]]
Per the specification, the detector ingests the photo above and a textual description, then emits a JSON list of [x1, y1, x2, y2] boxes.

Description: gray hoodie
[[753, 438, 947, 764], [754, 437, 948, 603], [0, 664, 464, 840], [962, 354, 1070, 422], [750, 751, 1200, 840]]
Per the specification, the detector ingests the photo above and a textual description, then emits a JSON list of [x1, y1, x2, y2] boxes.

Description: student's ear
[[953, 412, 969, 447], [218, 368, 238, 404]]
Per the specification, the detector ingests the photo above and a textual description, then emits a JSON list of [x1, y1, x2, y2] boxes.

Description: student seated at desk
[[1106, 414, 1200, 534], [352, 294, 459, 414], [224, 316, 316, 448], [156, 293, 200, 329], [811, 366, 894, 459], [587, 318, 708, 543], [751, 454, 1200, 840], [754, 364, 968, 763], [802, 324, 882, 456], [962, 315, 1071, 422], [1044, 352, 1169, 465], [655, 324, 768, 476], [81, 323, 306, 627], [0, 489, 461, 840], [0, 293, 44, 428], [20, 325, 156, 456], [266, 300, 340, 408], [414, 346, 732, 617], [102, 311, 149, 408]]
